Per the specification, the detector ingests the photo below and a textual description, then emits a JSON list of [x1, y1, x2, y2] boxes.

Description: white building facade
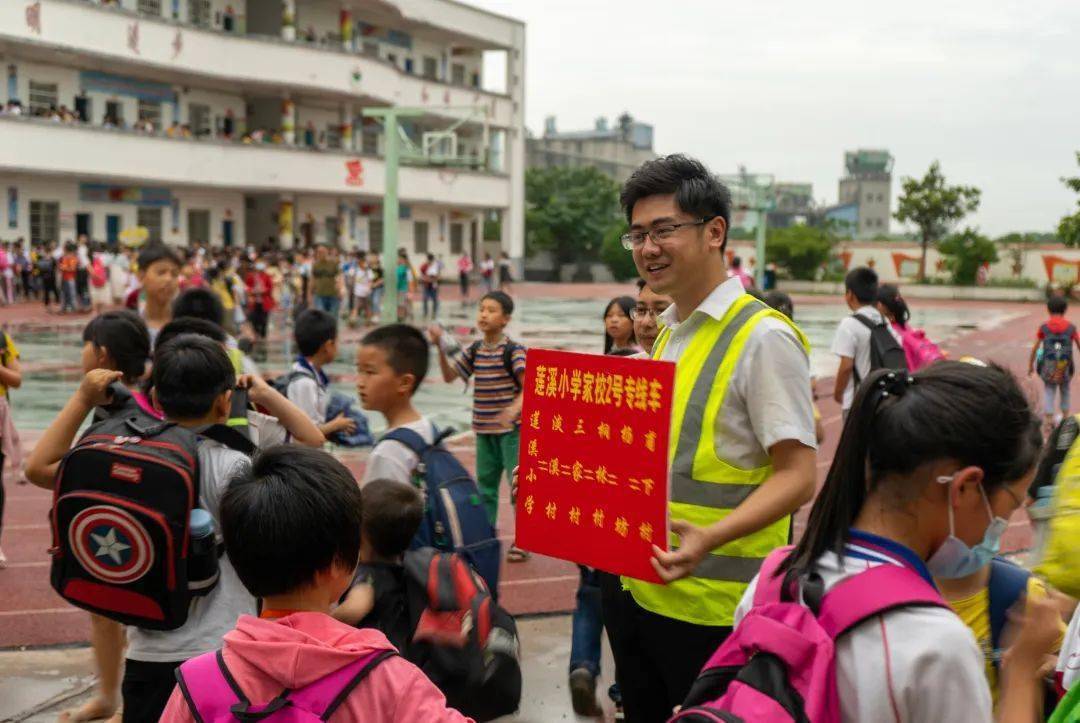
[[0, 0, 525, 272]]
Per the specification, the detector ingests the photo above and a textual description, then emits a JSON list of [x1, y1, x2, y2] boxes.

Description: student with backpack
[[334, 478, 521, 722], [31, 336, 260, 722], [877, 283, 946, 372], [356, 324, 501, 595], [429, 290, 528, 562], [285, 308, 357, 440], [0, 324, 21, 570], [681, 362, 1056, 722], [1029, 295, 1080, 429], [159, 446, 474, 723], [831, 266, 906, 417]]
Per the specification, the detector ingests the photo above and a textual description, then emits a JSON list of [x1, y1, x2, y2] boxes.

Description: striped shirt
[[452, 337, 527, 434]]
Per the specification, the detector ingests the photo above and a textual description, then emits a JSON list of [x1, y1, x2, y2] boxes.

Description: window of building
[[29, 200, 59, 245], [188, 0, 210, 26], [137, 207, 163, 242], [28, 81, 57, 115], [414, 221, 429, 254], [187, 209, 210, 244], [369, 219, 383, 253], [188, 103, 210, 136], [137, 0, 162, 16], [325, 124, 342, 149], [451, 63, 466, 86], [422, 57, 438, 80], [362, 127, 379, 155], [105, 99, 124, 126], [878, 193, 885, 203], [449, 222, 464, 254], [325, 216, 340, 245], [138, 99, 161, 128]]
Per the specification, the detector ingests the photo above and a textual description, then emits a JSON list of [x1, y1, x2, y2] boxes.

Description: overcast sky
[[473, 0, 1080, 236]]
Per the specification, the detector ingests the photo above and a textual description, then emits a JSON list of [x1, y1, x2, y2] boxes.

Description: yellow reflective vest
[[625, 294, 810, 627]]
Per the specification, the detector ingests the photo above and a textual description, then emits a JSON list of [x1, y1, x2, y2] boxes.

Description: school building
[[0, 0, 526, 274]]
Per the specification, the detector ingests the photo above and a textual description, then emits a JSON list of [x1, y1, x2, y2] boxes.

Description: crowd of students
[[2, 153, 1080, 723]]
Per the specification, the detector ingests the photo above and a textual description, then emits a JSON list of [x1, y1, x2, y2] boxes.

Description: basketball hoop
[[438, 168, 460, 185]]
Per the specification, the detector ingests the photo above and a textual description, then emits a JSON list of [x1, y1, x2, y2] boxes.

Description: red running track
[[0, 294, 1052, 648]]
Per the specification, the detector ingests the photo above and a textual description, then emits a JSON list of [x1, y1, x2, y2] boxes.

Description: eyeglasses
[[630, 306, 669, 321], [620, 216, 716, 251]]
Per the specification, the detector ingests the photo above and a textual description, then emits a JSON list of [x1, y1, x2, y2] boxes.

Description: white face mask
[[925, 475, 1009, 579]]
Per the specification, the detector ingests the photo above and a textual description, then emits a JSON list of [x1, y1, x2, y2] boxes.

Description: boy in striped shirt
[[430, 291, 528, 560]]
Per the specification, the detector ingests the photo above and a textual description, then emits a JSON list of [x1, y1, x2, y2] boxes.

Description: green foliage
[[525, 167, 621, 264], [937, 227, 998, 285], [894, 161, 981, 280], [1060, 153, 1080, 247], [995, 231, 1057, 276], [765, 224, 835, 280], [600, 224, 638, 281], [729, 227, 756, 241]]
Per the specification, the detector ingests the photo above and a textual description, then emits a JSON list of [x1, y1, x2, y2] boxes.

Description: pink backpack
[[175, 648, 396, 721], [893, 324, 945, 371], [669, 547, 946, 723]]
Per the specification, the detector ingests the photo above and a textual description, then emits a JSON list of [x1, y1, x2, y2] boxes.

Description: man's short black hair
[[844, 266, 879, 305], [82, 310, 150, 383], [362, 479, 423, 560], [155, 317, 227, 351], [137, 242, 181, 272], [764, 290, 794, 320], [360, 324, 429, 393], [152, 334, 234, 420], [1048, 295, 1068, 315], [620, 154, 733, 251], [481, 290, 514, 316], [294, 308, 337, 357], [173, 288, 225, 328], [222, 446, 362, 598]]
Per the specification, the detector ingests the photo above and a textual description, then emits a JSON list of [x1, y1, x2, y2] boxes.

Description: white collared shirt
[[656, 277, 816, 469], [830, 305, 903, 411]]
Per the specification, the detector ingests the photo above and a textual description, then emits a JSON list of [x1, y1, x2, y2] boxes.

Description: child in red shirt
[[58, 242, 80, 313], [1028, 294, 1080, 428]]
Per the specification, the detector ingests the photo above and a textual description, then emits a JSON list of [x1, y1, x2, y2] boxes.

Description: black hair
[[82, 310, 150, 383], [1048, 295, 1068, 315], [137, 242, 181, 272], [361, 478, 424, 560], [783, 362, 1041, 579], [619, 154, 733, 252], [481, 290, 514, 316], [294, 308, 337, 357], [221, 446, 362, 598], [844, 266, 878, 305], [607, 347, 637, 358], [603, 295, 637, 354], [360, 324, 429, 393], [172, 288, 225, 328], [731, 256, 742, 268], [764, 290, 794, 320], [155, 317, 227, 351], [151, 334, 235, 420], [877, 284, 910, 328], [636, 278, 647, 291]]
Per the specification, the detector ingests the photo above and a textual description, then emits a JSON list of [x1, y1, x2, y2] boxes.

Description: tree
[[765, 224, 835, 280], [938, 227, 998, 285], [525, 167, 621, 265], [600, 223, 638, 281], [995, 232, 1057, 276], [894, 161, 981, 281], [1059, 152, 1080, 247]]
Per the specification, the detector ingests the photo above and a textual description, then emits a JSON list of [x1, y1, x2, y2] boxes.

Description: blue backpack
[[381, 427, 501, 599]]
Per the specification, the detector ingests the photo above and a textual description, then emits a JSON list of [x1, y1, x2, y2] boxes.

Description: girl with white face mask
[[734, 362, 1056, 722]]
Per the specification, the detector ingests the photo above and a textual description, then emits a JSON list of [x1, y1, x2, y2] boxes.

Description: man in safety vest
[[602, 155, 818, 722]]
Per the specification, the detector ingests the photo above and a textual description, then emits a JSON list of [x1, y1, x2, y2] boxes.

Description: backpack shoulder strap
[[851, 313, 880, 331], [176, 650, 247, 722], [988, 556, 1030, 661], [267, 649, 397, 720], [817, 564, 947, 639], [197, 423, 258, 457], [381, 427, 431, 456], [752, 545, 795, 606]]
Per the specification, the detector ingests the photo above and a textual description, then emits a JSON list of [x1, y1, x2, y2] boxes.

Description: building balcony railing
[[4, 0, 516, 130], [0, 115, 510, 209]]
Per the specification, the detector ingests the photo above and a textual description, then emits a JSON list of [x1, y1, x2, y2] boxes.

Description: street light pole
[[380, 109, 401, 323], [755, 205, 768, 288]]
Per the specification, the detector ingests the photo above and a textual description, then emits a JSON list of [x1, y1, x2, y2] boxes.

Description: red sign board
[[515, 349, 675, 583]]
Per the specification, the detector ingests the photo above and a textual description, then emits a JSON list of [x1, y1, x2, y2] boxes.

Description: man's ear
[[705, 217, 727, 253], [216, 388, 233, 419]]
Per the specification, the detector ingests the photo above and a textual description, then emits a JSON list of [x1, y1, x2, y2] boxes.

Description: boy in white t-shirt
[[350, 256, 374, 326], [831, 266, 901, 416], [356, 324, 435, 486]]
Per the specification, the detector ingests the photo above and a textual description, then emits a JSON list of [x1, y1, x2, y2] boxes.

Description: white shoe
[[0, 547, 7, 569]]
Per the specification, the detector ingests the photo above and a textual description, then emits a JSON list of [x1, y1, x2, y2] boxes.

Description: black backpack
[[403, 548, 521, 722], [465, 338, 525, 392], [851, 313, 908, 384], [49, 413, 255, 630]]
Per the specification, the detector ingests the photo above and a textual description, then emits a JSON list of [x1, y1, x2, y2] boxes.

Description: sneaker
[[506, 544, 531, 563], [568, 667, 603, 717], [0, 547, 6, 569]]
